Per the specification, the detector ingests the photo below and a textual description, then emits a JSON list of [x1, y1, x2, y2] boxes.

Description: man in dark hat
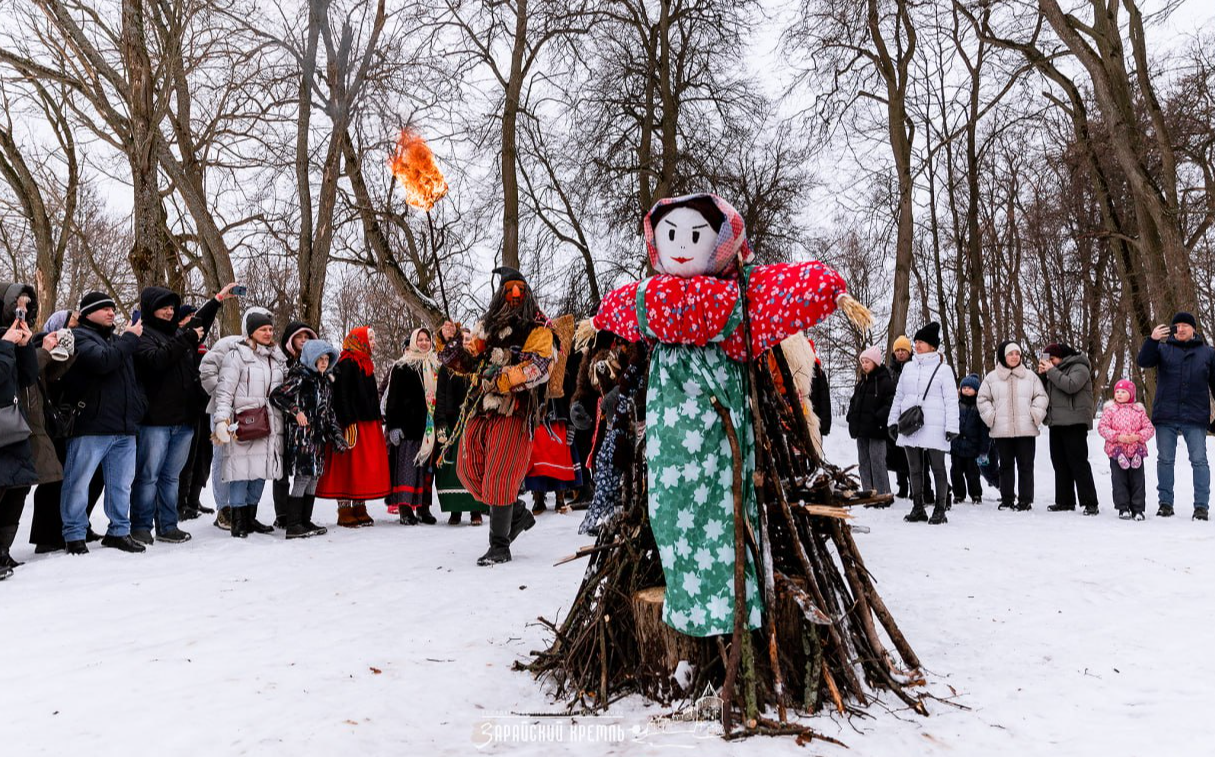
[[1138, 312, 1215, 521], [437, 266, 555, 564], [57, 292, 147, 554], [130, 283, 239, 544]]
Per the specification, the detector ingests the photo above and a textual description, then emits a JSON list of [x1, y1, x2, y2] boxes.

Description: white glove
[[387, 428, 404, 446], [213, 419, 232, 445]]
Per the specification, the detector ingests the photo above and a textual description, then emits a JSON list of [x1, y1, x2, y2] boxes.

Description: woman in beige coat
[[977, 341, 1049, 511]]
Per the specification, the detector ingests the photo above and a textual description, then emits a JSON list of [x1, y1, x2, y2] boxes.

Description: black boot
[[66, 540, 89, 555], [416, 505, 437, 525], [904, 495, 928, 523], [247, 502, 275, 534], [531, 491, 547, 515], [230, 506, 249, 538], [929, 493, 949, 525], [0, 548, 20, 570], [0, 525, 21, 568], [478, 505, 513, 566], [0, 563, 10, 580], [101, 534, 147, 553], [509, 499, 537, 542], [398, 505, 418, 525], [301, 495, 327, 536], [284, 497, 312, 539], [448, 511, 462, 525]]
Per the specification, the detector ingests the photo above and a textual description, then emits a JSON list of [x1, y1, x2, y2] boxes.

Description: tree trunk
[[500, 0, 528, 271]]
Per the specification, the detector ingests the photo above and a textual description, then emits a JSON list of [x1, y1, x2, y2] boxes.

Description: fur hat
[[912, 322, 941, 350]]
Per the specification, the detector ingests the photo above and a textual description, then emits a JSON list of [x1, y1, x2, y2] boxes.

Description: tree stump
[[632, 586, 708, 701]]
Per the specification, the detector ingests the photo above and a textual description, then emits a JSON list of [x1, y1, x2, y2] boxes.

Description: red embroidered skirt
[[316, 420, 391, 501], [457, 414, 532, 507]]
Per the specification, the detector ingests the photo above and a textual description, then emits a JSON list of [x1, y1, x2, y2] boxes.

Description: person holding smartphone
[[1136, 312, 1215, 521]]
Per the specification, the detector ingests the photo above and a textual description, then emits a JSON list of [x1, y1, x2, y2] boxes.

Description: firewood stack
[[520, 342, 925, 741]]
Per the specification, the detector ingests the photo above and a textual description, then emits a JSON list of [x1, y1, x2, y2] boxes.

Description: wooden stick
[[712, 396, 749, 734]]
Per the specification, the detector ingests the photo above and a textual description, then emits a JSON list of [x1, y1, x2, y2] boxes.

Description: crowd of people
[[1, 268, 1211, 583], [846, 313, 1215, 525], [0, 267, 596, 580]]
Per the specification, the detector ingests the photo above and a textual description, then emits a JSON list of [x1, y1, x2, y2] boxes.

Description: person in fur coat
[[1097, 379, 1156, 520]]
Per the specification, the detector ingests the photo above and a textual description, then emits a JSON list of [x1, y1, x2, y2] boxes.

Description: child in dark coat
[[950, 374, 989, 504], [269, 339, 347, 538]]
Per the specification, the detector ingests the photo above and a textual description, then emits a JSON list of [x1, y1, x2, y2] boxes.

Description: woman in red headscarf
[[316, 326, 391, 526]]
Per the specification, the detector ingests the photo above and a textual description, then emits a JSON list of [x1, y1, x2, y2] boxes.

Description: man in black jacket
[[58, 292, 147, 554], [130, 284, 236, 543]]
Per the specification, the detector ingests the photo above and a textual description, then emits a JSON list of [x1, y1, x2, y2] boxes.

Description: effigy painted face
[[652, 206, 719, 278]]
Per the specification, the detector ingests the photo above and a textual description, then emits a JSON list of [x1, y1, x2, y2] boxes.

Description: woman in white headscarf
[[383, 327, 439, 525]]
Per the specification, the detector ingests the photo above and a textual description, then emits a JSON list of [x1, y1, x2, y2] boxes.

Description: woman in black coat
[[0, 317, 39, 578], [847, 346, 895, 497], [383, 328, 439, 525]]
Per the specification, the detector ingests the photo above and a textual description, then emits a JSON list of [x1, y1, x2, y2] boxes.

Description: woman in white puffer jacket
[[977, 341, 1048, 511], [887, 322, 959, 524]]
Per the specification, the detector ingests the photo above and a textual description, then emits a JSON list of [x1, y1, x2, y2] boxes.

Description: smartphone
[[1170, 324, 1178, 336], [131, 309, 141, 325], [230, 285, 248, 297]]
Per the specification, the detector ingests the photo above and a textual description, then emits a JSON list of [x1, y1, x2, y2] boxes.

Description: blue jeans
[[1156, 423, 1210, 509], [60, 435, 137, 541], [131, 424, 194, 534], [228, 479, 266, 508]]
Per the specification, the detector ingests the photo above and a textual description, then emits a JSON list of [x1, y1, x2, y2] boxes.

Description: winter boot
[[247, 503, 275, 534], [101, 534, 147, 553], [478, 505, 513, 566], [130, 529, 154, 546], [416, 505, 437, 525], [970, 496, 982, 505], [1132, 511, 1146, 521], [531, 491, 547, 515], [1013, 500, 1033, 512], [1117, 508, 1131, 520], [903, 496, 929, 523], [337, 503, 361, 528], [352, 502, 375, 527], [0, 548, 20, 570], [470, 511, 484, 526], [215, 506, 232, 531], [1194, 508, 1209, 521], [928, 498, 949, 525], [301, 495, 327, 536], [448, 511, 462, 525], [1047, 503, 1076, 512], [1083, 504, 1100, 516], [228, 507, 248, 538], [156, 528, 192, 544], [398, 505, 418, 525], [0, 525, 21, 568], [284, 497, 312, 539], [66, 540, 89, 555], [1157, 504, 1174, 518], [509, 499, 537, 542]]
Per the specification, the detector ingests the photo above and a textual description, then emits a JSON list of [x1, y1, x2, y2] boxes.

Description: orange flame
[[388, 129, 448, 211]]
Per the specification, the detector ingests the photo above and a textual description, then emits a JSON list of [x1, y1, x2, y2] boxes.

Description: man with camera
[[130, 283, 239, 545], [1137, 312, 1215, 521], [57, 292, 147, 554]]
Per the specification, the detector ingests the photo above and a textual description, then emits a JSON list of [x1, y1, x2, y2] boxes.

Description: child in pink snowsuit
[[1097, 379, 1156, 520]]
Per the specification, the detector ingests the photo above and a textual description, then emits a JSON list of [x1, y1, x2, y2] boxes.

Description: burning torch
[[388, 129, 451, 316]]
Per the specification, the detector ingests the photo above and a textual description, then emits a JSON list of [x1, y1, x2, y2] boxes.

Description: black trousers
[[1049, 424, 1098, 508], [995, 437, 1036, 505], [1110, 461, 1146, 513], [29, 438, 105, 548], [0, 486, 32, 551], [177, 412, 213, 510], [950, 455, 982, 500], [906, 447, 947, 505]]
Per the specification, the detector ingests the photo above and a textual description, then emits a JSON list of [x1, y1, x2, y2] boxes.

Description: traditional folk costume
[[434, 366, 486, 522], [593, 193, 857, 637], [316, 326, 391, 526], [438, 267, 555, 565], [383, 328, 439, 524]]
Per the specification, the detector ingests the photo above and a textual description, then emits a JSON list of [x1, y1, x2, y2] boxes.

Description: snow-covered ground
[[2, 428, 1213, 756]]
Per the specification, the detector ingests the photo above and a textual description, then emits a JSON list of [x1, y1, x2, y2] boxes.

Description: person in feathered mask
[[437, 266, 556, 565]]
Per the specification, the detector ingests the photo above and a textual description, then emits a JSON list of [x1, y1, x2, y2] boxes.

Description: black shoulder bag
[[896, 361, 942, 436]]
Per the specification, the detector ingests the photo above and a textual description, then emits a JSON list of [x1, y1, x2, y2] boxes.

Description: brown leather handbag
[[235, 406, 271, 441]]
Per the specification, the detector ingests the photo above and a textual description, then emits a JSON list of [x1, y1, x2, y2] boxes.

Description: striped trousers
[[457, 414, 532, 507]]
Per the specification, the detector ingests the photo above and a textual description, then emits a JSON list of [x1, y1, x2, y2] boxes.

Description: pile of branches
[[520, 343, 926, 740]]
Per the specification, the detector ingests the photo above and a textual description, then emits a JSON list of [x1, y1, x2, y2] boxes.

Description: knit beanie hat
[[79, 291, 116, 319], [242, 308, 273, 338], [1172, 312, 1197, 328], [859, 345, 883, 367], [960, 373, 981, 392], [912, 322, 941, 350], [1113, 379, 1137, 403], [892, 335, 913, 354]]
